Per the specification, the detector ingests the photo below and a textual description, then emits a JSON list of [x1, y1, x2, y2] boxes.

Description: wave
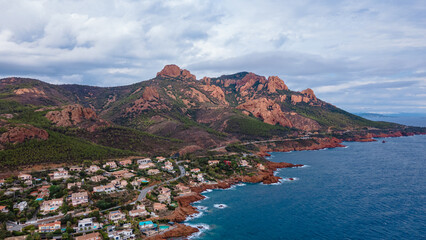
[[196, 205, 208, 211], [201, 189, 213, 194], [265, 177, 299, 186], [186, 223, 211, 239], [185, 211, 204, 221], [213, 204, 228, 209], [299, 165, 310, 168], [236, 183, 246, 187]]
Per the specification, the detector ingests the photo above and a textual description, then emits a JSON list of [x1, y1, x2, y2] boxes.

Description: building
[[75, 232, 102, 240], [137, 158, 152, 165], [88, 165, 101, 173], [138, 162, 155, 170], [157, 194, 171, 203], [70, 166, 83, 172], [256, 163, 266, 170], [0, 179, 4, 186], [129, 208, 148, 218], [196, 173, 204, 182], [109, 210, 125, 222], [93, 183, 116, 193], [156, 156, 166, 162], [110, 169, 132, 179], [0, 206, 8, 213], [51, 170, 70, 180], [190, 168, 200, 173], [153, 203, 167, 212], [108, 229, 135, 240], [71, 192, 89, 206], [119, 159, 132, 166], [139, 221, 155, 231], [13, 201, 28, 212], [103, 161, 118, 169], [162, 161, 174, 171], [38, 221, 61, 233], [40, 198, 63, 213], [159, 187, 171, 195], [239, 160, 249, 167], [67, 182, 82, 189], [208, 160, 220, 166], [18, 173, 32, 181], [147, 169, 160, 175], [90, 175, 107, 182], [131, 177, 149, 187], [175, 183, 191, 196], [76, 218, 102, 232]]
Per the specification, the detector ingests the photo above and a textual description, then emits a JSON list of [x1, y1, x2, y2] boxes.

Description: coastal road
[[210, 139, 292, 152], [134, 164, 186, 203], [7, 213, 65, 231]]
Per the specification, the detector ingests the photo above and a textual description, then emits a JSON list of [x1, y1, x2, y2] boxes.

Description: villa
[[90, 175, 107, 182], [110, 169, 132, 179], [13, 201, 27, 212], [153, 203, 167, 212], [257, 163, 266, 170], [0, 206, 8, 213], [70, 166, 83, 172], [191, 168, 200, 173], [108, 229, 135, 240], [76, 218, 102, 232], [129, 208, 148, 218], [109, 210, 125, 222], [51, 170, 70, 180], [68, 182, 82, 189], [103, 161, 118, 169], [75, 232, 102, 240], [138, 162, 155, 170], [18, 173, 32, 181], [71, 191, 89, 206], [208, 160, 220, 166], [40, 198, 63, 213], [162, 161, 174, 171], [137, 158, 152, 165], [239, 160, 249, 167], [139, 221, 155, 231], [158, 194, 171, 203], [38, 221, 61, 233], [175, 183, 191, 196], [93, 183, 116, 193], [147, 169, 160, 175], [119, 159, 132, 166], [88, 165, 101, 173], [156, 156, 166, 162]]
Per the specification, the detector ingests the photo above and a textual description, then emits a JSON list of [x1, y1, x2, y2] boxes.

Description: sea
[[184, 116, 426, 239]]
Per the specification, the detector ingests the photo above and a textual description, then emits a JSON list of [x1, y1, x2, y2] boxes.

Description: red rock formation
[[237, 98, 293, 127], [0, 125, 48, 144], [301, 88, 317, 101], [201, 84, 228, 104], [156, 64, 196, 80], [267, 76, 288, 93], [146, 224, 198, 240], [45, 104, 109, 131], [142, 86, 160, 101], [126, 87, 169, 113]]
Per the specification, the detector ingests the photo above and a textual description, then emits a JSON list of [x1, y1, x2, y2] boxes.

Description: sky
[[1, 0, 426, 114]]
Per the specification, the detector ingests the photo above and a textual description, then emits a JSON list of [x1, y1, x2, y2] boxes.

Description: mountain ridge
[[1, 64, 425, 170]]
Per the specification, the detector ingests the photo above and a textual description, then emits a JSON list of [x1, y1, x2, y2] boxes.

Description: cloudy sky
[[1, 0, 426, 114]]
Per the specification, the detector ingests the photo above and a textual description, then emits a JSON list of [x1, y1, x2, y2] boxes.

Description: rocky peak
[[156, 64, 196, 81], [301, 88, 317, 101], [266, 76, 288, 93]]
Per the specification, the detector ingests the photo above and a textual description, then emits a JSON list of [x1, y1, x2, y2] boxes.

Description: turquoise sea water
[[185, 134, 426, 239]]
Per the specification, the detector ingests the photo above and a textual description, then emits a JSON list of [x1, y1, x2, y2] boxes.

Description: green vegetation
[[0, 130, 136, 168], [225, 114, 293, 139]]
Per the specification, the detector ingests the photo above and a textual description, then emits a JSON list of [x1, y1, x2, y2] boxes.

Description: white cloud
[[0, 0, 425, 113]]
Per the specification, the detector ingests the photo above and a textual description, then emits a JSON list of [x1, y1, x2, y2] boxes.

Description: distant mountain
[[0, 65, 423, 169]]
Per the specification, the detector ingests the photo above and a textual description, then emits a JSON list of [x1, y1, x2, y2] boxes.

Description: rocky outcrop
[[237, 98, 293, 127], [201, 84, 228, 104], [126, 87, 170, 114], [146, 224, 198, 240], [291, 94, 310, 104], [0, 124, 48, 145], [156, 64, 196, 81], [286, 113, 321, 131], [266, 76, 288, 93], [46, 104, 109, 131], [301, 88, 317, 101]]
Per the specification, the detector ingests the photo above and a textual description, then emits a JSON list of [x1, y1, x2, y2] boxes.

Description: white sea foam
[[266, 177, 299, 185], [186, 223, 211, 239], [236, 183, 246, 187], [213, 204, 228, 209], [196, 205, 208, 211], [299, 165, 310, 168], [222, 185, 236, 190], [185, 211, 204, 221], [201, 189, 213, 194], [344, 146, 349, 148]]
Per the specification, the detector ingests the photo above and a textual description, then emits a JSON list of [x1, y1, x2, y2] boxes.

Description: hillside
[[0, 65, 424, 169]]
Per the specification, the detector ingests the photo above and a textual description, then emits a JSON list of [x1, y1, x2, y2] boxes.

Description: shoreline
[[154, 133, 426, 240]]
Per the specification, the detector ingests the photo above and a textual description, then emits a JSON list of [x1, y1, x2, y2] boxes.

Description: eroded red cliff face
[[45, 104, 109, 131], [237, 98, 293, 127], [156, 64, 196, 81], [0, 123, 48, 146]]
